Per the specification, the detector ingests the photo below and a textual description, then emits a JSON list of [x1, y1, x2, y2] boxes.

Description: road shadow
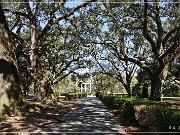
[[0, 100, 74, 133], [41, 97, 126, 134], [0, 97, 125, 135]]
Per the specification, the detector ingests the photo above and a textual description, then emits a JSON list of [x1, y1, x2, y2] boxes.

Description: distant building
[[77, 75, 94, 93]]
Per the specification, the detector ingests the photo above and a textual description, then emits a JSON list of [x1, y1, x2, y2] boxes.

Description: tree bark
[[126, 87, 131, 97], [149, 65, 168, 101], [125, 79, 132, 97], [141, 82, 148, 98], [0, 4, 21, 115], [149, 75, 162, 101], [30, 24, 42, 100], [25, 2, 43, 100]]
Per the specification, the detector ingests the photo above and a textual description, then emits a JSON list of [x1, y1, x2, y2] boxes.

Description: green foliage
[[99, 94, 117, 106], [163, 59, 180, 97], [113, 97, 137, 121], [155, 109, 180, 132], [93, 73, 126, 94], [99, 94, 136, 121], [53, 75, 77, 96], [132, 69, 150, 97], [61, 92, 87, 100], [113, 97, 127, 108], [121, 100, 136, 122], [99, 94, 178, 125]]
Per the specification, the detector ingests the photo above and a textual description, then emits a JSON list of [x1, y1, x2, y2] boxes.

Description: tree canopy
[[0, 0, 179, 115]]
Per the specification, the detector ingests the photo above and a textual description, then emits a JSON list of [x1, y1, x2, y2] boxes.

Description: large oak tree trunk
[[149, 75, 162, 101], [25, 2, 43, 100], [29, 19, 42, 100], [149, 64, 170, 101], [0, 5, 21, 115], [141, 82, 148, 98]]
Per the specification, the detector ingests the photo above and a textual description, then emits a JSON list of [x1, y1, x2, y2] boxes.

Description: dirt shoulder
[[0, 99, 75, 132]]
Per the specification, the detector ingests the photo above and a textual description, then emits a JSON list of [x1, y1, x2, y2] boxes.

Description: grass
[[161, 97, 180, 100]]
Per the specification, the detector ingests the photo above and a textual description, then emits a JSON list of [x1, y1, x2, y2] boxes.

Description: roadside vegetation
[[98, 94, 180, 132]]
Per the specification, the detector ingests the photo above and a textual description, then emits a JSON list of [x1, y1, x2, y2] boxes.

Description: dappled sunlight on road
[[40, 97, 126, 134]]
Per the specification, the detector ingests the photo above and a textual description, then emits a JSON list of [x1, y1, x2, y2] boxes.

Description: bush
[[134, 105, 164, 129], [114, 98, 136, 121], [155, 109, 180, 132], [99, 94, 180, 130], [61, 92, 69, 96], [121, 100, 136, 122], [95, 92, 100, 97], [61, 92, 87, 100], [114, 98, 127, 108], [80, 92, 87, 98], [99, 95, 136, 121], [100, 94, 117, 107], [135, 99, 172, 107]]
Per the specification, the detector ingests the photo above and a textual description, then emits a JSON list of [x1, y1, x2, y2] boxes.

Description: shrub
[[121, 100, 136, 122], [114, 97, 137, 121], [81, 92, 87, 98], [134, 105, 164, 129], [114, 98, 126, 108], [135, 100, 172, 107], [155, 109, 180, 132], [99, 94, 116, 106], [95, 92, 100, 97], [99, 94, 180, 132], [60, 92, 87, 100], [99, 95, 136, 121], [61, 92, 69, 96]]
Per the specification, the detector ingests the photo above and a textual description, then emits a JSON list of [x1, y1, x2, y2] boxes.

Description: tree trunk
[[0, 5, 21, 115], [149, 62, 171, 101], [117, 73, 132, 97], [126, 76, 132, 97], [127, 89, 131, 97], [149, 75, 162, 101], [29, 20, 42, 100], [141, 82, 148, 98], [123, 82, 131, 97]]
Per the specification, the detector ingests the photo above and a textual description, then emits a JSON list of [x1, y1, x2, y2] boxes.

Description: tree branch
[[143, 0, 157, 57], [162, 26, 179, 47], [155, 0, 163, 51], [0, 4, 11, 33], [25, 0, 34, 18], [3, 8, 30, 19], [158, 28, 180, 60], [51, 71, 73, 86], [59, 57, 80, 75], [38, 0, 96, 40]]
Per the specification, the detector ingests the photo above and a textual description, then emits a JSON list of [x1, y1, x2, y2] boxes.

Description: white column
[[81, 83, 83, 92], [85, 84, 87, 92], [76, 81, 78, 88], [90, 83, 92, 93]]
